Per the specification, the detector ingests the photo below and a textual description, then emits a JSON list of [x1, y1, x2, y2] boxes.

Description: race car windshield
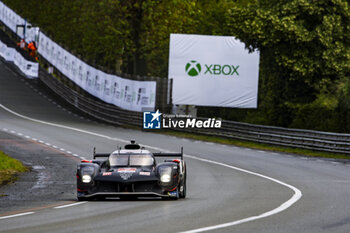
[[129, 154, 154, 166], [109, 154, 154, 167], [110, 154, 129, 166]]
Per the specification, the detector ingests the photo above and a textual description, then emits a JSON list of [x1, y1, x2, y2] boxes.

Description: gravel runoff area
[[0, 131, 79, 214]]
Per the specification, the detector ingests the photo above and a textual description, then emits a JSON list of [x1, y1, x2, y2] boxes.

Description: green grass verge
[[152, 130, 350, 160], [0, 150, 28, 186]]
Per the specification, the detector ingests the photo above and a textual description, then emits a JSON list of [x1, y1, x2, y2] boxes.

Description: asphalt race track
[[0, 60, 350, 233]]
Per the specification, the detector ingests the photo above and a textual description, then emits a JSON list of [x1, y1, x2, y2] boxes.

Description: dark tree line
[[3, 0, 349, 132]]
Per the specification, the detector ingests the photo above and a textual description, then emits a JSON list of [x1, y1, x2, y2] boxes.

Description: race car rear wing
[[153, 147, 184, 160], [93, 153, 110, 159], [93, 147, 110, 159], [92, 145, 184, 160]]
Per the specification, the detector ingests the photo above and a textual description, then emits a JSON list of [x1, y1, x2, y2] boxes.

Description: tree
[[3, 0, 349, 131], [225, 0, 350, 130]]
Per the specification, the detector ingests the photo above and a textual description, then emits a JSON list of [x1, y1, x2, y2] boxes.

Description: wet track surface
[[0, 60, 350, 233], [0, 131, 78, 213]]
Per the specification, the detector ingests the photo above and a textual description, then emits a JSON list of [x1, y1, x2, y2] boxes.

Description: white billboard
[[168, 34, 260, 108]]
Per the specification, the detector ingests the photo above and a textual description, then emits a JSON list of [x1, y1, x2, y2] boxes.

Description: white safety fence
[[0, 1, 156, 112], [0, 2, 37, 43], [0, 34, 38, 78], [13, 47, 38, 78], [0, 39, 15, 61], [38, 33, 156, 112]]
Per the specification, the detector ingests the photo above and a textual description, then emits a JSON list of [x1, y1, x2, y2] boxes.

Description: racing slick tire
[[179, 180, 186, 198]]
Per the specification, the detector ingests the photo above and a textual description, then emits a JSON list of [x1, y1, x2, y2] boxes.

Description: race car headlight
[[160, 174, 171, 183], [82, 174, 92, 183]]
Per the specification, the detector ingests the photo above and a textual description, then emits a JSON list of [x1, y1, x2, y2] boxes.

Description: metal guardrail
[[176, 120, 350, 154], [39, 66, 350, 155], [39, 67, 143, 127]]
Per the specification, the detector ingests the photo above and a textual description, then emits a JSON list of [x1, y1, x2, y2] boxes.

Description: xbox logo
[[185, 60, 201, 77]]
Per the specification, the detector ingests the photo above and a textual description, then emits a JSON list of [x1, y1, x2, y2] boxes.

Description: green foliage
[[138, 0, 200, 76], [0, 150, 27, 185], [0, 150, 26, 171], [2, 0, 235, 75], [225, 0, 350, 131], [2, 0, 349, 132]]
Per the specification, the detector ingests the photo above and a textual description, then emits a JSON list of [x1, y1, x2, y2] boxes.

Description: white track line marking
[[179, 155, 301, 233], [54, 202, 87, 209], [3, 127, 83, 160], [0, 212, 35, 220], [0, 104, 302, 230], [0, 104, 128, 143]]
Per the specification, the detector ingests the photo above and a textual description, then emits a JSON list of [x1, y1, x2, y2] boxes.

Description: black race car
[[76, 140, 186, 200]]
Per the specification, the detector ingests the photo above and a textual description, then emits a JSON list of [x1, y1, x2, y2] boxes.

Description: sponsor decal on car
[[102, 172, 112, 176], [117, 168, 136, 173], [139, 171, 150, 176], [118, 168, 137, 180]]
